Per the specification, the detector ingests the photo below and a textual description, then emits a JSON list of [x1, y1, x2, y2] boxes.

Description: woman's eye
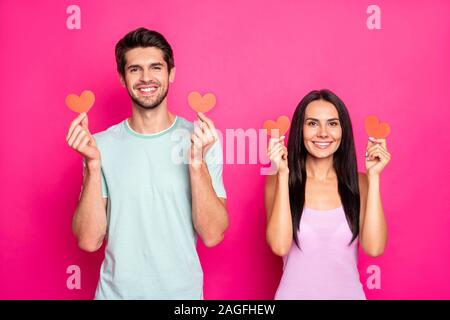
[[329, 122, 338, 126], [308, 121, 317, 126]]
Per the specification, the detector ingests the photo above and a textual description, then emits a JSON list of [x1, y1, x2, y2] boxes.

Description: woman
[[265, 89, 390, 300]]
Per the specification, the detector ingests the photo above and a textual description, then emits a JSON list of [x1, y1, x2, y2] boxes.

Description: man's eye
[[130, 68, 138, 73], [152, 66, 162, 70]]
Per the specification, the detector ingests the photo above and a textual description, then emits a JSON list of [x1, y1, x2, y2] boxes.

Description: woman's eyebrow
[[305, 117, 339, 121]]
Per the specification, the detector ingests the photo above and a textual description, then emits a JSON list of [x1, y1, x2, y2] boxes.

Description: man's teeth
[[139, 87, 157, 92]]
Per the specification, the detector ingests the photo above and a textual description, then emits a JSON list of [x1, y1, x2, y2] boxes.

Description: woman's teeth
[[313, 142, 332, 149]]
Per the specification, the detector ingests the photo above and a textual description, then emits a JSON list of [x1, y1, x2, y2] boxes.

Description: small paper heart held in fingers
[[65, 90, 95, 113], [364, 115, 391, 139], [188, 91, 216, 113], [263, 115, 291, 137]]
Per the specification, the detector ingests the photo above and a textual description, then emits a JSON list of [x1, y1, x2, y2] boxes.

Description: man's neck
[[128, 102, 175, 134]]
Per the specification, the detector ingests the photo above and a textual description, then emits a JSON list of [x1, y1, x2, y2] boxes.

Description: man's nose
[[140, 69, 152, 82]]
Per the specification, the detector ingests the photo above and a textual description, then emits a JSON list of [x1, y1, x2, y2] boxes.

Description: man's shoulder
[[92, 120, 125, 143], [175, 116, 194, 131]]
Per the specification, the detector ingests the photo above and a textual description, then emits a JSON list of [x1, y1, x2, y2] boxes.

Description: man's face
[[121, 47, 175, 110]]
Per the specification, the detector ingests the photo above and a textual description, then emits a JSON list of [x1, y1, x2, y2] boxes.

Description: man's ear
[[169, 67, 176, 83], [119, 74, 126, 87]]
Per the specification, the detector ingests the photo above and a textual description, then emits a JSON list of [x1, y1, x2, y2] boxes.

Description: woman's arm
[[265, 137, 293, 256], [359, 137, 391, 257]]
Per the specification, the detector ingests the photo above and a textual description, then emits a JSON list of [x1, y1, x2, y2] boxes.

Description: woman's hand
[[365, 137, 391, 177], [267, 136, 288, 175]]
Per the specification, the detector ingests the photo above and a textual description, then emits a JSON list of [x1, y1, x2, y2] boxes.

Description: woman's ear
[[169, 67, 176, 83]]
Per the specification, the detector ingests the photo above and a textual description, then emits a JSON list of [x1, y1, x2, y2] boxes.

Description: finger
[[80, 113, 90, 131], [367, 150, 388, 161], [198, 112, 218, 139], [74, 135, 90, 151], [366, 144, 384, 156], [366, 136, 382, 151], [268, 140, 281, 153], [67, 113, 87, 141], [268, 138, 276, 150], [268, 147, 282, 160], [282, 146, 288, 158], [366, 144, 379, 155], [282, 149, 288, 160], [193, 126, 205, 144], [200, 121, 214, 143], [268, 143, 283, 157], [197, 112, 213, 129], [191, 133, 202, 148], [270, 148, 284, 162], [67, 125, 83, 146], [270, 148, 285, 163], [369, 137, 385, 144], [72, 130, 87, 149], [376, 149, 390, 162]]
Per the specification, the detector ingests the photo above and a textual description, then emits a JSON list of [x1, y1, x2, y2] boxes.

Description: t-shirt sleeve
[[82, 158, 109, 198], [204, 139, 227, 199]]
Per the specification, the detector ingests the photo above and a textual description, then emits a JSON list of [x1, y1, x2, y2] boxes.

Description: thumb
[[80, 113, 90, 132]]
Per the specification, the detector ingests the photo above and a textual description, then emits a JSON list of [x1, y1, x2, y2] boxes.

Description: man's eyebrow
[[127, 64, 142, 70], [149, 62, 164, 68]]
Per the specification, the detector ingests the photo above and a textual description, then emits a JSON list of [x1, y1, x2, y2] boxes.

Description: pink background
[[1, 0, 450, 299]]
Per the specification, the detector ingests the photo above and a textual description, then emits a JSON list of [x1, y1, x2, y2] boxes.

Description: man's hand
[[66, 112, 101, 168], [189, 112, 219, 168]]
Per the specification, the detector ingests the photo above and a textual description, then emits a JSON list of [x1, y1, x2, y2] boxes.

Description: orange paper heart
[[263, 115, 291, 137], [65, 90, 95, 113], [188, 91, 216, 113], [364, 115, 391, 139]]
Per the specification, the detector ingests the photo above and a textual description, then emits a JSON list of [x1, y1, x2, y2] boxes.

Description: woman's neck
[[305, 155, 336, 182]]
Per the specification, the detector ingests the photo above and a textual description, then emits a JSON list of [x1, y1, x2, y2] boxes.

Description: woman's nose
[[317, 125, 328, 137]]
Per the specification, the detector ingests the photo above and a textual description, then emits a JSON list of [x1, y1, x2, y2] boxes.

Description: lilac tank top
[[274, 206, 366, 300]]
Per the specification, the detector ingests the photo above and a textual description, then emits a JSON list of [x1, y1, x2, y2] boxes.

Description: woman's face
[[303, 100, 342, 159]]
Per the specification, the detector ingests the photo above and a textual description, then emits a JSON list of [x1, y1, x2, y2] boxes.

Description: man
[[66, 27, 229, 299]]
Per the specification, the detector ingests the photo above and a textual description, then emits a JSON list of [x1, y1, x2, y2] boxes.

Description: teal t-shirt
[[90, 116, 226, 299]]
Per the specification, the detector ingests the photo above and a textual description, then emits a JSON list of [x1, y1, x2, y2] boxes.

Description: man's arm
[[189, 112, 229, 247], [66, 112, 107, 252], [72, 162, 108, 252], [190, 164, 228, 247]]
